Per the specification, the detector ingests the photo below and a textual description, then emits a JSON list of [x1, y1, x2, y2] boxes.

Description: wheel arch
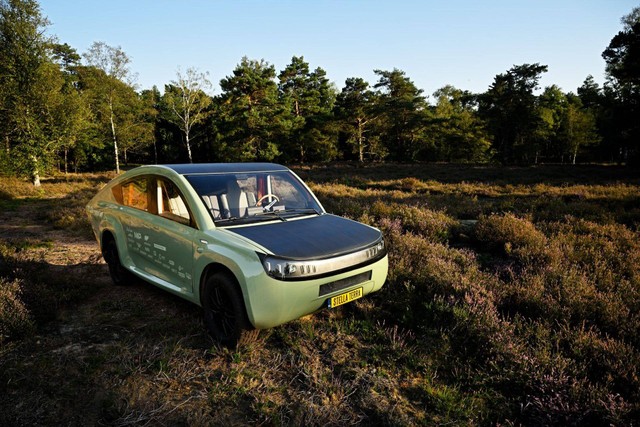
[[100, 229, 115, 252], [199, 263, 239, 304], [199, 262, 255, 329], [99, 229, 119, 264]]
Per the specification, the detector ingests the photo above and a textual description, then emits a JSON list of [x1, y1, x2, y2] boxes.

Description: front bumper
[[243, 254, 388, 329]]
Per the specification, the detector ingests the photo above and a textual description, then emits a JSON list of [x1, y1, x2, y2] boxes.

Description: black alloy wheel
[[202, 272, 259, 348]]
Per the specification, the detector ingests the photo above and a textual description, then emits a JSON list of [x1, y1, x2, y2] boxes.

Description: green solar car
[[87, 163, 388, 347]]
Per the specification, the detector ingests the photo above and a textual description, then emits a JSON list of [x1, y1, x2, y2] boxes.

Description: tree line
[[1, 0, 639, 185]]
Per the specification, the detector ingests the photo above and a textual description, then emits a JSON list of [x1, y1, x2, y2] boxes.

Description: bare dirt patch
[[0, 193, 212, 425]]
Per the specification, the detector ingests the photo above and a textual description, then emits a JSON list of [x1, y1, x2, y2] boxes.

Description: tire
[[102, 237, 134, 286], [202, 272, 259, 348]]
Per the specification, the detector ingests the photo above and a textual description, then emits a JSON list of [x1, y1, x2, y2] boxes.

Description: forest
[[1, 0, 639, 185], [2, 1, 640, 424]]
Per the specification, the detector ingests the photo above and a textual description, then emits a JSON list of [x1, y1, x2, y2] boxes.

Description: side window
[[271, 175, 305, 207], [157, 179, 192, 226], [120, 177, 150, 211]]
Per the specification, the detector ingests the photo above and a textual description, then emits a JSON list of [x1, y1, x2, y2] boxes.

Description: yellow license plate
[[329, 287, 363, 308]]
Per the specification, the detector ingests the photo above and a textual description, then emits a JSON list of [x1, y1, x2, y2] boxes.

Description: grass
[[1, 164, 640, 426]]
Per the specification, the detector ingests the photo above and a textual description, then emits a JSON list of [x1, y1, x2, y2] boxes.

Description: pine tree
[[216, 57, 281, 161], [278, 56, 337, 162], [334, 77, 383, 162], [373, 69, 428, 161]]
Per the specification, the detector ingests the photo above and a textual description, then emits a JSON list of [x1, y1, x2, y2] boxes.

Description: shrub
[[370, 201, 456, 242], [550, 219, 640, 291], [475, 213, 549, 265], [0, 278, 34, 343], [560, 325, 640, 398], [379, 218, 517, 366], [45, 188, 96, 237]]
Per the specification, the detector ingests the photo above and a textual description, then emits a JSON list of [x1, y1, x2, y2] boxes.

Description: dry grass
[[1, 164, 640, 426], [0, 278, 34, 343]]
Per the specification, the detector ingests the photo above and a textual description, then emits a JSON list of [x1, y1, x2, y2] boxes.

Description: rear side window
[[120, 178, 149, 211], [111, 175, 195, 227]]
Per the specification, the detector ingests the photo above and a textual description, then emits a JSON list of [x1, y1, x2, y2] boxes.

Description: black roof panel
[[162, 163, 289, 175]]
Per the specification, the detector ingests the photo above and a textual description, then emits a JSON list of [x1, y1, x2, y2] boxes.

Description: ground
[[1, 164, 639, 426]]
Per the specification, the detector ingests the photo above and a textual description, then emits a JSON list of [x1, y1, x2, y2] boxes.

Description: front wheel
[[202, 272, 259, 348]]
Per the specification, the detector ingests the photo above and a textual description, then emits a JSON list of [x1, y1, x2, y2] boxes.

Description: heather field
[[1, 163, 640, 426]]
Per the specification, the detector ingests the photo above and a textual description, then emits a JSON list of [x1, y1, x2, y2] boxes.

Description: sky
[[40, 0, 638, 99]]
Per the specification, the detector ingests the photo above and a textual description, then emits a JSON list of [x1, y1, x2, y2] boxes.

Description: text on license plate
[[329, 287, 363, 308]]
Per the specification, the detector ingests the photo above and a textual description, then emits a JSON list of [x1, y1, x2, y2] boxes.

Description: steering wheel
[[255, 194, 280, 206]]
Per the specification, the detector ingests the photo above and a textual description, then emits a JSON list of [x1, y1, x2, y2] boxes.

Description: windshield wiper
[[215, 216, 243, 224], [254, 210, 287, 221], [282, 208, 321, 215], [216, 208, 320, 226], [253, 207, 319, 222], [216, 214, 285, 225]]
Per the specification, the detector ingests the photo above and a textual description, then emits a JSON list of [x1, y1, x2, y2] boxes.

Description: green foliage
[[162, 67, 212, 163], [277, 56, 337, 163], [478, 63, 549, 164], [0, 0, 66, 184], [373, 68, 429, 161], [601, 8, 640, 165], [334, 77, 386, 162], [3, 3, 640, 177], [603, 15, 640, 85], [216, 57, 282, 162], [82, 41, 151, 172], [430, 85, 493, 162]]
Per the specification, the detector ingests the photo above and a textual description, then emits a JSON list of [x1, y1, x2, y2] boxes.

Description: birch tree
[[561, 95, 600, 164], [83, 41, 133, 173], [163, 67, 213, 163]]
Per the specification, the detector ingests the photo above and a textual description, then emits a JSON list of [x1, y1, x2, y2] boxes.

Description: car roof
[[161, 163, 290, 175]]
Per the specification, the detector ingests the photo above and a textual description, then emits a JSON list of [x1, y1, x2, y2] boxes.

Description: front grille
[[318, 271, 372, 297]]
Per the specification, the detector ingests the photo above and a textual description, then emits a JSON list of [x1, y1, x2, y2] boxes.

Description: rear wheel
[[103, 237, 134, 286], [202, 272, 259, 348]]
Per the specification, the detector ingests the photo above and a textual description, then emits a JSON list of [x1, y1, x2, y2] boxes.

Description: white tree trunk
[[109, 97, 120, 174], [30, 154, 41, 187], [357, 119, 364, 163], [185, 131, 193, 163]]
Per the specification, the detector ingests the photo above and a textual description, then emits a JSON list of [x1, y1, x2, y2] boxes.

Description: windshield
[[185, 170, 323, 226]]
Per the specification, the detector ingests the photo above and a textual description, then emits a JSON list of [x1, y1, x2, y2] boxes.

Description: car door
[[118, 176, 158, 272], [142, 176, 196, 294]]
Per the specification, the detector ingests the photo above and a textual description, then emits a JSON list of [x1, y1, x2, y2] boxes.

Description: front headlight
[[258, 237, 386, 281], [261, 256, 317, 279]]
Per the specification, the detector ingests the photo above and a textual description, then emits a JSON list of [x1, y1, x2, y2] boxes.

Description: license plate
[[329, 287, 363, 308]]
